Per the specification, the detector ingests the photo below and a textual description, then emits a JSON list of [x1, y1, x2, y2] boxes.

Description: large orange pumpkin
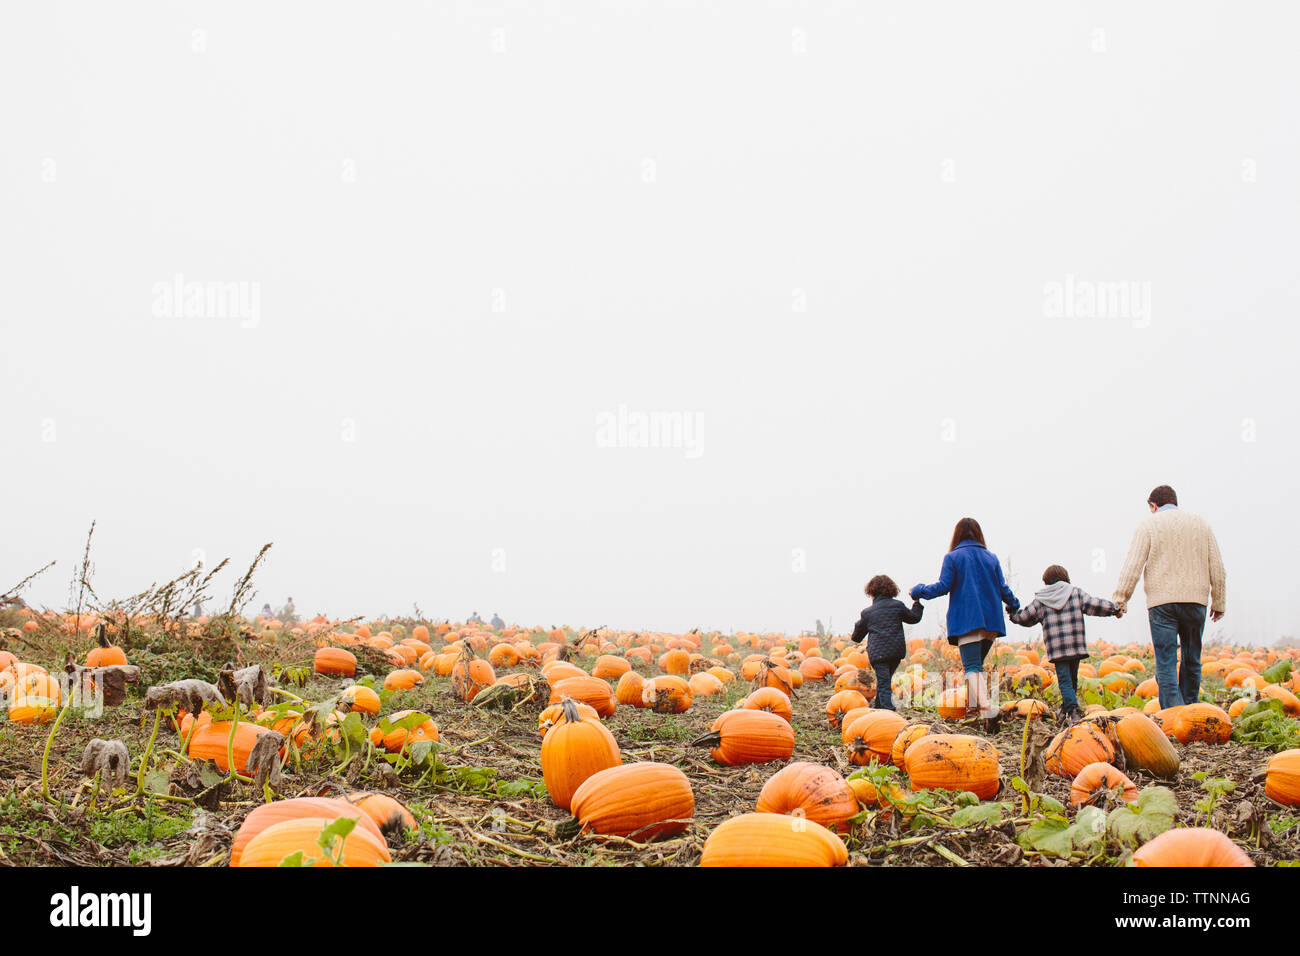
[[230, 797, 384, 866], [1166, 703, 1232, 744], [1069, 762, 1137, 806], [615, 670, 647, 707], [314, 647, 357, 677], [1045, 723, 1115, 778], [569, 762, 695, 841], [237, 817, 391, 867], [1264, 749, 1300, 806], [642, 675, 693, 713], [743, 687, 793, 723], [540, 699, 621, 811], [700, 813, 848, 867], [755, 762, 858, 833], [843, 710, 908, 766], [1131, 828, 1253, 867], [693, 709, 794, 766], [904, 733, 1001, 799], [187, 721, 281, 774], [548, 675, 617, 718], [1114, 712, 1179, 779]]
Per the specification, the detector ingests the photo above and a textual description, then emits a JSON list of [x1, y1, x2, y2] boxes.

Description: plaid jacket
[[1009, 587, 1119, 662]]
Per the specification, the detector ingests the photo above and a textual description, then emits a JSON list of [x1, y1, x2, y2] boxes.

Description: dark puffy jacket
[[850, 597, 924, 664]]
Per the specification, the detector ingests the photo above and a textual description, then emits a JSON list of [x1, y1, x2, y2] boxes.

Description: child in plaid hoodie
[[1009, 564, 1123, 719]]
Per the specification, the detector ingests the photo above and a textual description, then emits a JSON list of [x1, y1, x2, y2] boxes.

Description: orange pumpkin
[[693, 709, 794, 766], [569, 762, 694, 841], [826, 690, 868, 728], [451, 645, 495, 703], [700, 813, 848, 867], [314, 647, 357, 678], [237, 817, 391, 867], [369, 710, 439, 753], [1045, 723, 1115, 778], [186, 721, 282, 774], [1069, 762, 1138, 806], [756, 762, 858, 833], [230, 797, 385, 866], [1166, 703, 1232, 745], [383, 668, 424, 691], [615, 670, 647, 708], [1131, 828, 1253, 867], [540, 699, 622, 811], [843, 710, 908, 766], [642, 675, 693, 713], [742, 687, 793, 723], [904, 733, 1001, 799], [548, 675, 617, 718], [1264, 749, 1300, 806]]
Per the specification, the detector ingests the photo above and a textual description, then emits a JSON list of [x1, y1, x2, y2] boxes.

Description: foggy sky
[[3, 2, 1296, 644]]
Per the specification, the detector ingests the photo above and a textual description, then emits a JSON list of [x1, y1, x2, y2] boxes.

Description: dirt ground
[[2, 661, 1295, 867]]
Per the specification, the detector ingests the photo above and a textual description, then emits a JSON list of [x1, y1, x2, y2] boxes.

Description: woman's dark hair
[[948, 517, 986, 552], [1148, 485, 1178, 507], [1042, 564, 1070, 585], [864, 575, 899, 600]]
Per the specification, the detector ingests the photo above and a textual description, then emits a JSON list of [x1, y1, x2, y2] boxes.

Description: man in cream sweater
[[1113, 485, 1227, 709]]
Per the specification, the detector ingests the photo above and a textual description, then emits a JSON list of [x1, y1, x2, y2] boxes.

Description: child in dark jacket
[[851, 575, 924, 711], [1009, 564, 1123, 720]]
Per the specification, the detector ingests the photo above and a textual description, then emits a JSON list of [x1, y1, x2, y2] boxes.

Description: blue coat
[[910, 540, 1020, 643]]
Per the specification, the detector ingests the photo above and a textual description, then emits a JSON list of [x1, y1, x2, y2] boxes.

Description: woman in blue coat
[[911, 518, 1020, 718]]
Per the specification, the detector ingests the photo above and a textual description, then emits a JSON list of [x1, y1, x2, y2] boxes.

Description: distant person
[[490, 612, 505, 630], [850, 575, 924, 712], [468, 611, 483, 624], [1011, 564, 1123, 720], [282, 596, 296, 621], [1113, 485, 1226, 709], [260, 602, 273, 619], [911, 518, 1020, 719]]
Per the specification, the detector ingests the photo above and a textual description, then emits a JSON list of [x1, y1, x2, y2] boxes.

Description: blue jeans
[[1148, 603, 1207, 708], [958, 639, 993, 674], [1054, 657, 1082, 712], [873, 662, 896, 710]]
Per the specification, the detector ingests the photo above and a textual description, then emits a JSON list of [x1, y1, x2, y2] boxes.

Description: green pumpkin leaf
[[341, 711, 367, 745], [278, 850, 306, 867], [1107, 786, 1177, 846], [142, 769, 171, 796], [1261, 659, 1293, 685], [1019, 805, 1105, 859], [408, 740, 435, 767], [198, 762, 226, 788], [951, 801, 1007, 827], [316, 815, 358, 853]]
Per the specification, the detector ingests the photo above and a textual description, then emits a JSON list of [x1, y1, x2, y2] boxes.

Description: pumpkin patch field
[[1, 603, 1298, 867]]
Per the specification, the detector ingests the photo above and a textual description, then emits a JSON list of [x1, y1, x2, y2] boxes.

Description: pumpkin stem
[[559, 697, 581, 725], [688, 730, 722, 749], [554, 817, 582, 840]]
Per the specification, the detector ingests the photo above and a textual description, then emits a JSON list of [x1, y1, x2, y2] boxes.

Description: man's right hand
[[1211, 610, 1224, 623]]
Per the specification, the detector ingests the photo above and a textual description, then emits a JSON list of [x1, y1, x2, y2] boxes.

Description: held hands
[[1114, 602, 1126, 619]]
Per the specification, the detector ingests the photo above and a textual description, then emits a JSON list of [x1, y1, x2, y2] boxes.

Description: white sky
[[3, 2, 1296, 644]]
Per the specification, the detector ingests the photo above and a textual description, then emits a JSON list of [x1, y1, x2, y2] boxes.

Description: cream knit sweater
[[1113, 508, 1226, 613]]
